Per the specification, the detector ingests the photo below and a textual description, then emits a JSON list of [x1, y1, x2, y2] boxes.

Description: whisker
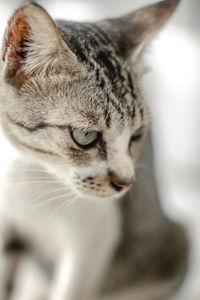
[[7, 182, 67, 202], [49, 197, 77, 217], [63, 198, 78, 211], [27, 189, 75, 212], [5, 180, 62, 187], [9, 168, 56, 174], [28, 186, 71, 204]]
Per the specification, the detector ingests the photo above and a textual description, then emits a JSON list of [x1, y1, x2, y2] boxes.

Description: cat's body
[[0, 1, 187, 300], [0, 136, 187, 300], [1, 159, 121, 300]]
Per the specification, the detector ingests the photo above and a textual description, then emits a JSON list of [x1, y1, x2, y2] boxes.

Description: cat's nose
[[110, 173, 133, 192], [110, 180, 132, 192]]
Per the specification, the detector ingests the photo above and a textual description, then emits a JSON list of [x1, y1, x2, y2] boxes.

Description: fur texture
[[0, 1, 187, 300]]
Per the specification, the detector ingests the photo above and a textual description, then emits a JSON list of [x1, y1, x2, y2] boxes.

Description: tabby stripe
[[90, 24, 127, 81], [132, 105, 136, 120], [61, 22, 126, 111], [127, 72, 137, 100], [93, 29, 124, 80], [107, 94, 124, 120], [96, 68, 100, 81], [97, 51, 116, 78], [104, 107, 111, 128], [59, 24, 90, 64], [68, 36, 88, 63], [7, 114, 68, 132], [92, 25, 138, 106], [58, 21, 135, 121], [92, 24, 113, 47], [83, 24, 125, 82]]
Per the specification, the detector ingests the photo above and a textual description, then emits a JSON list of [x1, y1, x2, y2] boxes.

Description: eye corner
[[130, 125, 147, 143]]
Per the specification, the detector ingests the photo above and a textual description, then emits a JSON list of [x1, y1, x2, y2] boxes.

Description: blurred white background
[[0, 0, 199, 298]]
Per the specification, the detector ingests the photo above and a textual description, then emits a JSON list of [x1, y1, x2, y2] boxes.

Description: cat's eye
[[71, 128, 99, 148], [130, 126, 146, 142]]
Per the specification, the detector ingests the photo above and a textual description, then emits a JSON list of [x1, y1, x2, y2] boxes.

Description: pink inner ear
[[2, 9, 30, 62]]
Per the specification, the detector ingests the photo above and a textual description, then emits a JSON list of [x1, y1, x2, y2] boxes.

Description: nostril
[[110, 180, 132, 192], [109, 171, 134, 192], [110, 181, 123, 192]]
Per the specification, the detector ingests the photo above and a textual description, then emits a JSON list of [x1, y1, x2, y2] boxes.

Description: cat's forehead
[[26, 73, 136, 131], [56, 21, 138, 120], [19, 22, 141, 131]]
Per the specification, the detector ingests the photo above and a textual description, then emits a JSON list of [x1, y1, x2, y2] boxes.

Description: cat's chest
[[0, 163, 121, 261]]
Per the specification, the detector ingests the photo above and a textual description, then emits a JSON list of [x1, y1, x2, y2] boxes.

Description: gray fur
[[0, 1, 187, 300]]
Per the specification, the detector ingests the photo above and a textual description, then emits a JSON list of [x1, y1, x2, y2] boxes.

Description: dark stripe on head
[[99, 79, 105, 89], [104, 108, 111, 128], [131, 105, 136, 120], [57, 21, 137, 122], [7, 114, 68, 132], [92, 24, 114, 48], [97, 51, 116, 79], [127, 72, 137, 100]]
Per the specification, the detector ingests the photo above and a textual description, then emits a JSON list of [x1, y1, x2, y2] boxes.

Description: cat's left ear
[[102, 0, 180, 60], [1, 2, 79, 86]]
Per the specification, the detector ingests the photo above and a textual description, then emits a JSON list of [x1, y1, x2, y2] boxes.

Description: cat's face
[[1, 60, 148, 199], [0, 1, 179, 199]]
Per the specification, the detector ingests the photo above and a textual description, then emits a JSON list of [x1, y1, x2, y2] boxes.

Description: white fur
[[0, 155, 121, 300]]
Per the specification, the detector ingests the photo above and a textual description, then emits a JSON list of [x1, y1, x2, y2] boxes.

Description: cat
[[0, 1, 187, 300]]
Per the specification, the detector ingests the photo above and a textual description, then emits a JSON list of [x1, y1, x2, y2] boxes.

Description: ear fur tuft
[[1, 2, 79, 86]]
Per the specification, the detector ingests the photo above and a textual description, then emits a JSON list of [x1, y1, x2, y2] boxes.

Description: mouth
[[72, 174, 132, 199], [72, 182, 131, 200]]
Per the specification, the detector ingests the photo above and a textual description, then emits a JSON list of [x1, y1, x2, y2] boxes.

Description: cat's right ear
[[1, 2, 80, 87], [103, 0, 180, 60]]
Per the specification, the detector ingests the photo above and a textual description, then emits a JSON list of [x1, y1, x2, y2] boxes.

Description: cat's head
[[0, 0, 179, 199]]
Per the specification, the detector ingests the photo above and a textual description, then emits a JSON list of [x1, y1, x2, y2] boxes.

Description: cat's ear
[[104, 0, 180, 60], [1, 2, 79, 86]]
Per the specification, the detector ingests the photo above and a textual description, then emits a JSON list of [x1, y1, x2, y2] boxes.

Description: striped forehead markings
[[57, 21, 137, 124]]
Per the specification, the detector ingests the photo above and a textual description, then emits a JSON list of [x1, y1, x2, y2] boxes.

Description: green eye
[[71, 128, 99, 148]]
